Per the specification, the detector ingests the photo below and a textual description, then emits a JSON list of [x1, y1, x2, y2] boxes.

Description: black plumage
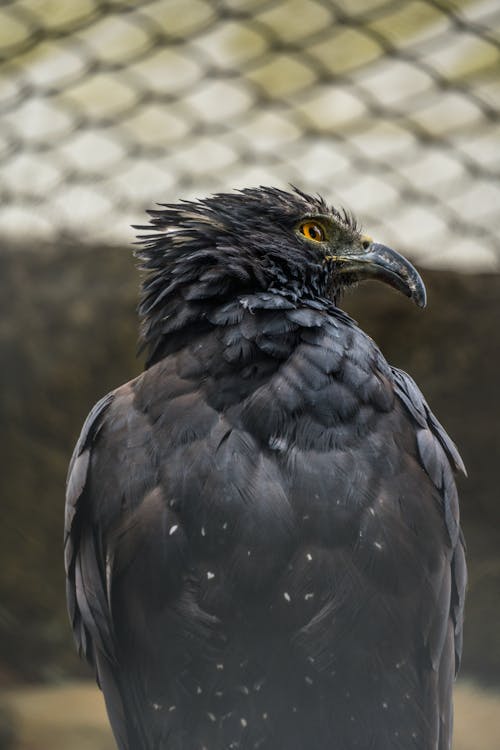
[[65, 187, 466, 750]]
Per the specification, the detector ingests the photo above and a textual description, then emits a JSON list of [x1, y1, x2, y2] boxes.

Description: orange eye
[[300, 221, 325, 242]]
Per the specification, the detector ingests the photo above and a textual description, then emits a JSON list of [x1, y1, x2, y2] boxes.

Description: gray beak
[[331, 243, 427, 308]]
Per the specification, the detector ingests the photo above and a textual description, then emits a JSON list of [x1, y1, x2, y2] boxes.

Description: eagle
[[65, 187, 466, 750]]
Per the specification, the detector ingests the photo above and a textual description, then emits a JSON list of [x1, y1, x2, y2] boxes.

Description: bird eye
[[300, 221, 325, 242]]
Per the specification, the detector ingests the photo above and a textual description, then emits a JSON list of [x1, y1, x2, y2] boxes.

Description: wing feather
[[65, 392, 115, 663], [64, 380, 192, 750], [391, 366, 466, 749], [65, 386, 153, 750]]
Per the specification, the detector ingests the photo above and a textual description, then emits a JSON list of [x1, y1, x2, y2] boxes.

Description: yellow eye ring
[[300, 221, 325, 242]]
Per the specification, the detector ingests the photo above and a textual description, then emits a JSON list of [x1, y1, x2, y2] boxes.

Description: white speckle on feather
[[302, 514, 310, 520], [169, 525, 178, 536], [412, 732, 418, 739], [283, 592, 291, 603], [207, 712, 216, 722], [196, 686, 202, 694], [374, 541, 383, 550], [395, 660, 405, 669], [269, 436, 287, 451], [240, 685, 250, 695], [169, 705, 176, 712], [262, 713, 268, 720], [292, 706, 297, 712], [201, 526, 206, 536], [152, 702, 162, 711], [405, 692, 411, 701], [207, 571, 215, 580], [304, 592, 314, 600], [350, 715, 355, 722], [307, 656, 315, 663], [247, 550, 251, 556], [306, 553, 312, 561], [216, 663, 224, 670], [305, 676, 313, 685], [240, 718, 247, 728], [222, 522, 228, 530], [254, 678, 265, 691], [382, 701, 388, 709]]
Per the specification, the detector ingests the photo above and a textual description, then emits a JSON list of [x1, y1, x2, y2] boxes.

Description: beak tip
[[412, 281, 427, 309], [415, 292, 427, 309]]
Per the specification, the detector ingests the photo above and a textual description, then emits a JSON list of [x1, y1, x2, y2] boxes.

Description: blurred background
[[0, 0, 499, 748]]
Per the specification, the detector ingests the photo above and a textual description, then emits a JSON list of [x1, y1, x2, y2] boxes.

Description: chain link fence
[[1, 0, 499, 270]]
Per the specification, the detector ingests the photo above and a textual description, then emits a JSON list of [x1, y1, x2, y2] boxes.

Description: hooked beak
[[329, 242, 427, 308]]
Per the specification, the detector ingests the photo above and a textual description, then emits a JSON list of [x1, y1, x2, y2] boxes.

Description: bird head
[[136, 186, 426, 361], [138, 186, 425, 307]]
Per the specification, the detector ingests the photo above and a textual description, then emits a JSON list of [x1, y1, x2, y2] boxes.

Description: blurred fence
[[1, 0, 499, 270]]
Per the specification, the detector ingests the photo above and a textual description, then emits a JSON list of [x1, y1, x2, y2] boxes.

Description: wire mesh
[[1, 0, 499, 270]]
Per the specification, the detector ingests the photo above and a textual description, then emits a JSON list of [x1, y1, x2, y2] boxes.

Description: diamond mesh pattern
[[1, 0, 499, 269]]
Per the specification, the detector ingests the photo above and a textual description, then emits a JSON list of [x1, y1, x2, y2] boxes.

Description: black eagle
[[65, 187, 466, 750]]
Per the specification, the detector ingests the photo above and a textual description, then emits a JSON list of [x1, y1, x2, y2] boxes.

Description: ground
[[0, 681, 498, 750]]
